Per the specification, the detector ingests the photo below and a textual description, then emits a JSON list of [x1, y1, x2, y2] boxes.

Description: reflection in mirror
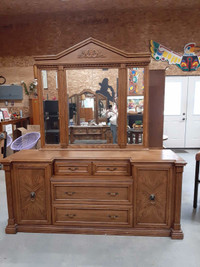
[[42, 70, 60, 144], [66, 69, 118, 145], [127, 68, 144, 145]]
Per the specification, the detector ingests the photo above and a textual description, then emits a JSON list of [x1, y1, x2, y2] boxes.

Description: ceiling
[[1, 0, 200, 17]]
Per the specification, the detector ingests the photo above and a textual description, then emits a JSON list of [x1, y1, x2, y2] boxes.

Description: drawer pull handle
[[107, 192, 119, 197], [68, 167, 78, 171], [65, 192, 75, 196], [66, 214, 76, 218], [108, 215, 119, 220], [106, 167, 117, 171], [150, 194, 155, 201], [30, 192, 36, 201]]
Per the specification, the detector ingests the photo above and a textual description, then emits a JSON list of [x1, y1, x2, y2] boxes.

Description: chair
[[193, 151, 200, 208], [11, 132, 40, 152]]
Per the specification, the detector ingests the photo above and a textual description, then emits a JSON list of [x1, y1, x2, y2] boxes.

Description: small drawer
[[88, 128, 101, 134], [53, 205, 132, 227], [54, 161, 92, 176], [93, 161, 131, 176], [73, 128, 87, 135], [52, 182, 132, 204]]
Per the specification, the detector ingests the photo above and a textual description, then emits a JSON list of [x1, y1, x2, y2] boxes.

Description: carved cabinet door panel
[[133, 164, 173, 228], [13, 163, 52, 224]]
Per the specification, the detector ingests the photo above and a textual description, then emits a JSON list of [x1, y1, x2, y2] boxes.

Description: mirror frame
[[33, 38, 150, 149]]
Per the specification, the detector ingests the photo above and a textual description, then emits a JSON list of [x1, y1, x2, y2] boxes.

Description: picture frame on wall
[[1, 108, 10, 120], [0, 110, 4, 121]]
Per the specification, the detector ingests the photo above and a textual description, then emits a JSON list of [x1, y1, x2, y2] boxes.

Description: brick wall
[[1, 8, 200, 115]]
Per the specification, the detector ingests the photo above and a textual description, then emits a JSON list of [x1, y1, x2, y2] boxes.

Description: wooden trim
[[58, 66, 68, 147], [34, 37, 151, 63], [118, 65, 127, 148]]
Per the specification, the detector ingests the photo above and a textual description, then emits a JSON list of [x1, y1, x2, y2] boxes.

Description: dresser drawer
[[52, 182, 132, 204], [54, 161, 92, 176], [88, 128, 101, 134], [73, 128, 87, 135], [93, 161, 131, 176], [53, 205, 132, 227]]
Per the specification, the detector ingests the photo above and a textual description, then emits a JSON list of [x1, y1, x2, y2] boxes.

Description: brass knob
[[108, 215, 119, 219], [149, 194, 155, 201], [107, 192, 119, 197], [106, 167, 117, 171], [30, 192, 36, 201], [65, 192, 75, 196], [66, 214, 76, 218], [68, 167, 78, 171]]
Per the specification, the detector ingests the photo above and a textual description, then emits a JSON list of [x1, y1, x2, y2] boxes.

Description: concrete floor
[[0, 149, 200, 267]]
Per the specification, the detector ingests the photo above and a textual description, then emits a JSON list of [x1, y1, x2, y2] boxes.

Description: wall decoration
[[1, 108, 10, 120], [96, 78, 115, 104], [128, 68, 138, 95], [128, 68, 144, 96], [0, 75, 6, 85], [150, 40, 200, 71], [0, 110, 4, 121]]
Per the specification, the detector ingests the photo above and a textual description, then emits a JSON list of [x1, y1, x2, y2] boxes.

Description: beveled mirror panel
[[66, 68, 118, 145], [42, 70, 60, 145], [127, 68, 144, 145]]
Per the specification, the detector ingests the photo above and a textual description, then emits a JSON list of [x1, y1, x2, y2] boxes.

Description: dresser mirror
[[41, 69, 60, 144], [127, 67, 144, 145], [66, 68, 118, 145], [34, 38, 150, 148]]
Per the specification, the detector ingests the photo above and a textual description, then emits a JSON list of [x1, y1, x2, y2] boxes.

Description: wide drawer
[[52, 182, 132, 204], [93, 161, 131, 176], [73, 128, 87, 134], [87, 128, 101, 134], [54, 161, 92, 176], [53, 205, 132, 227]]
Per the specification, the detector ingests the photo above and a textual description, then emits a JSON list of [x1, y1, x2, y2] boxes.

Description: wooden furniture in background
[[0, 117, 29, 134], [1, 149, 186, 239], [69, 125, 112, 144]]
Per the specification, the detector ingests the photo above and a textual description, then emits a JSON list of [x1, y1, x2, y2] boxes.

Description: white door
[[163, 76, 188, 148], [164, 76, 200, 148], [185, 77, 200, 147]]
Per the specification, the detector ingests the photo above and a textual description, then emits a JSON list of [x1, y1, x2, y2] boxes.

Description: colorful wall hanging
[[150, 40, 200, 71], [128, 68, 138, 95]]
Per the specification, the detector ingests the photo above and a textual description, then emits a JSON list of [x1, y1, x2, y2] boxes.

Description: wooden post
[[118, 64, 127, 148], [57, 66, 68, 147], [4, 164, 17, 234], [171, 165, 184, 239]]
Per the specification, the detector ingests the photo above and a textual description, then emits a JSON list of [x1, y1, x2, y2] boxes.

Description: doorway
[[163, 76, 200, 148]]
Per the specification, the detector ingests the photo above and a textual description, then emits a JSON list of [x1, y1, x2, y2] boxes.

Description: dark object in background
[[0, 85, 23, 100]]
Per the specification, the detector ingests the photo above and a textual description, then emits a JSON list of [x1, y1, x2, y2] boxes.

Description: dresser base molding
[[15, 224, 175, 238], [171, 229, 184, 240], [5, 224, 17, 234]]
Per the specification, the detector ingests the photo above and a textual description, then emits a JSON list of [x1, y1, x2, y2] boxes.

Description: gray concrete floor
[[0, 149, 200, 267]]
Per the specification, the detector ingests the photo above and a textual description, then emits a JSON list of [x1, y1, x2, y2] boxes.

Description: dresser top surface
[[1, 149, 186, 165]]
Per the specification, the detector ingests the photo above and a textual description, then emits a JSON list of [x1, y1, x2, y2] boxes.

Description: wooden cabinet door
[[133, 164, 173, 228], [13, 163, 51, 224]]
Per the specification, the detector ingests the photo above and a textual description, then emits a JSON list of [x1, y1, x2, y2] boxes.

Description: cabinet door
[[13, 163, 51, 224], [133, 164, 173, 228]]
